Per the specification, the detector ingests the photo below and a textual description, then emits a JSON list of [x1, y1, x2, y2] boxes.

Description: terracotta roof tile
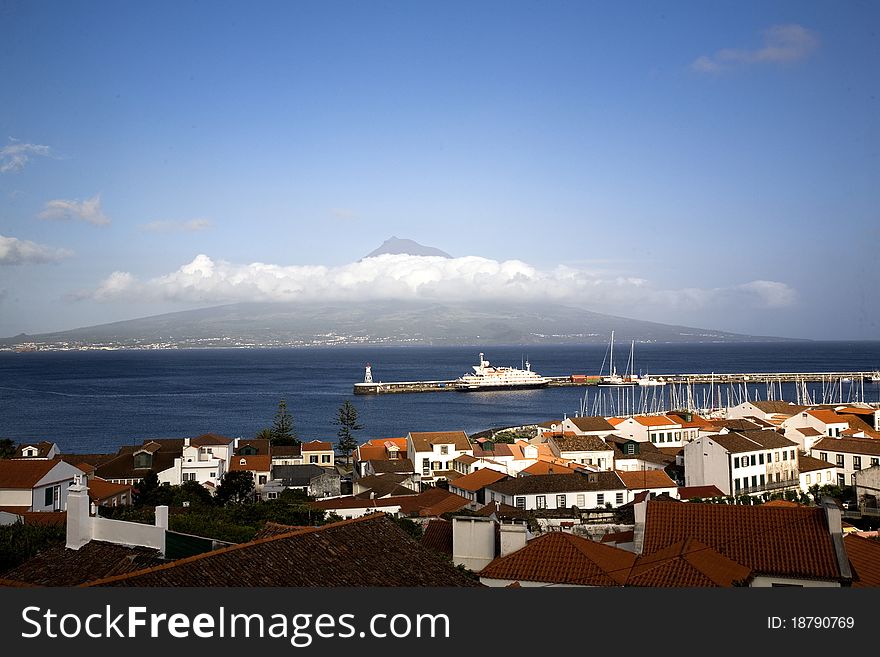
[[2, 541, 166, 586], [479, 532, 636, 586], [489, 472, 625, 496], [398, 488, 470, 517], [632, 415, 679, 428], [421, 519, 453, 555], [678, 485, 726, 499], [568, 417, 616, 432], [521, 461, 580, 476], [408, 431, 471, 452], [301, 440, 333, 451], [230, 455, 271, 472], [87, 477, 132, 503], [626, 538, 752, 587], [448, 468, 507, 492], [615, 470, 677, 490], [812, 437, 880, 456], [844, 534, 880, 587], [0, 458, 67, 488], [797, 454, 836, 472], [84, 514, 479, 587], [751, 401, 808, 415], [642, 500, 844, 581], [188, 433, 234, 447], [365, 458, 414, 474], [807, 409, 848, 424], [552, 435, 613, 453]]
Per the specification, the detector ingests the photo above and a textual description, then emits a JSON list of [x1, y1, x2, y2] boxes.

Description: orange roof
[[627, 538, 752, 587], [521, 461, 580, 476], [845, 534, 880, 588], [761, 500, 802, 508], [633, 415, 679, 428], [87, 477, 132, 502], [0, 458, 66, 489], [230, 455, 271, 472], [808, 409, 848, 424], [449, 468, 507, 492], [301, 440, 333, 451], [608, 417, 626, 426], [615, 470, 677, 490], [479, 531, 636, 586], [643, 500, 844, 581]]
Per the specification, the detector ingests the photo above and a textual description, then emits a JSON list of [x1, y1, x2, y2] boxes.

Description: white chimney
[[65, 475, 92, 550], [500, 523, 527, 557]]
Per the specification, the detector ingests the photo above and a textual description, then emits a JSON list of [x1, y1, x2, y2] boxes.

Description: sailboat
[[599, 332, 636, 387]]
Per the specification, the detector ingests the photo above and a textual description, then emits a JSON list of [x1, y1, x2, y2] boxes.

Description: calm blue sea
[[1, 342, 879, 454]]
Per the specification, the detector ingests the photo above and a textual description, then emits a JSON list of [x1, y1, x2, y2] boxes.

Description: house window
[[782, 451, 787, 461], [806, 474, 812, 485], [422, 458, 430, 476], [258, 475, 267, 485], [239, 458, 247, 465], [44, 487, 54, 506], [837, 474, 845, 487], [576, 494, 585, 507], [853, 457, 861, 471], [820, 452, 828, 462], [183, 472, 195, 482], [734, 457, 740, 468], [759, 474, 765, 486], [556, 494, 566, 508], [836, 455, 844, 468], [790, 450, 795, 460], [267, 492, 278, 500], [735, 479, 741, 492], [759, 453, 765, 465], [597, 493, 605, 506], [751, 476, 757, 488], [536, 495, 547, 509], [750, 455, 756, 466], [871, 458, 879, 467], [210, 472, 216, 478], [775, 452, 780, 462], [675, 432, 681, 440], [626, 443, 636, 455], [310, 455, 319, 464], [615, 492, 624, 505], [440, 445, 448, 455], [322, 455, 331, 463], [515, 496, 526, 510]]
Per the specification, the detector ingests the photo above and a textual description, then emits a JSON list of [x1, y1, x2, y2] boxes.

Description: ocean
[[1, 341, 879, 455]]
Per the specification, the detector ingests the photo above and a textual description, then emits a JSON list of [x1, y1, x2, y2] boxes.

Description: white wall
[[452, 517, 495, 571], [0, 489, 33, 507], [92, 516, 165, 551]]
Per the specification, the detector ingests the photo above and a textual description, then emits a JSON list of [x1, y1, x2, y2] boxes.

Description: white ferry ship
[[455, 353, 550, 391]]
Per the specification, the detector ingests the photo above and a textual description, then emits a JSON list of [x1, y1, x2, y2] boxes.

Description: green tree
[[271, 399, 299, 446], [255, 427, 274, 441], [216, 471, 255, 505], [132, 471, 173, 507], [0, 438, 16, 459], [333, 399, 362, 465]]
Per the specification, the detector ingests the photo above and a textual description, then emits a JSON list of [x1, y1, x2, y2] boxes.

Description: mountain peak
[[364, 237, 452, 259]]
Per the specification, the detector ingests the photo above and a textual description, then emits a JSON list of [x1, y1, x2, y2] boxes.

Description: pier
[[353, 371, 880, 395]]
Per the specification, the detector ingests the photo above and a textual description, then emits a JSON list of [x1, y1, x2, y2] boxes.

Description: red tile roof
[[844, 534, 880, 587], [0, 458, 66, 489], [421, 519, 453, 555], [87, 478, 132, 503], [301, 440, 333, 451], [678, 485, 726, 499], [230, 455, 271, 472], [615, 470, 677, 490], [807, 409, 848, 425], [189, 433, 234, 446], [408, 431, 472, 452], [449, 468, 507, 492], [398, 487, 470, 517], [521, 461, 580, 476], [632, 415, 679, 428], [642, 501, 844, 581], [83, 514, 479, 587], [626, 538, 752, 587], [479, 531, 636, 586]]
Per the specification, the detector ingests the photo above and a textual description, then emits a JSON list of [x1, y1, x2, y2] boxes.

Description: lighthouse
[[364, 363, 373, 384]]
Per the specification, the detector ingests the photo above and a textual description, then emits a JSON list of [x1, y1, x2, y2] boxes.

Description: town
[[1, 398, 879, 587]]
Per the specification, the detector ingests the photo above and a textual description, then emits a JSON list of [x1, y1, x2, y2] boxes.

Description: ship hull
[[455, 381, 550, 392]]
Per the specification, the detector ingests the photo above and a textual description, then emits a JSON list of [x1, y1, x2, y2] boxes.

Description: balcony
[[736, 478, 800, 496]]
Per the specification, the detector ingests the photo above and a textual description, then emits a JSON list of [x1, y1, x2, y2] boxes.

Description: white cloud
[[83, 252, 797, 315], [38, 194, 110, 226], [0, 233, 73, 265], [0, 138, 54, 173], [692, 24, 819, 73], [140, 218, 212, 233]]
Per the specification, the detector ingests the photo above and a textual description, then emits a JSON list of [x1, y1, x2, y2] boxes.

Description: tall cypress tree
[[271, 398, 299, 446], [333, 400, 362, 465]]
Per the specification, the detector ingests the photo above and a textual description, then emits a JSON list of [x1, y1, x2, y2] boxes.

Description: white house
[[162, 434, 234, 487], [797, 453, 837, 493], [13, 441, 61, 460], [301, 440, 335, 467], [615, 469, 679, 503], [484, 472, 628, 511], [810, 436, 880, 488], [0, 458, 83, 512], [726, 401, 808, 426], [406, 431, 473, 485], [608, 415, 693, 447], [683, 430, 800, 497], [546, 434, 614, 471]]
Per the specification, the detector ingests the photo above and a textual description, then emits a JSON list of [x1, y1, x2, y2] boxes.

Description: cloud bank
[[0, 234, 73, 265], [0, 139, 54, 173], [140, 218, 212, 233], [83, 253, 797, 313], [692, 24, 819, 73], [39, 194, 110, 226]]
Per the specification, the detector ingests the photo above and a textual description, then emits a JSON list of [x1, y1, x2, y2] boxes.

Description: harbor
[[354, 369, 880, 395]]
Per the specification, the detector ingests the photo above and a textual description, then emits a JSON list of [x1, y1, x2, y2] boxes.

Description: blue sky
[[1, 0, 877, 339]]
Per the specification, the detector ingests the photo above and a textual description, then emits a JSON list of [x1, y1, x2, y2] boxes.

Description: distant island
[[0, 299, 801, 351]]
